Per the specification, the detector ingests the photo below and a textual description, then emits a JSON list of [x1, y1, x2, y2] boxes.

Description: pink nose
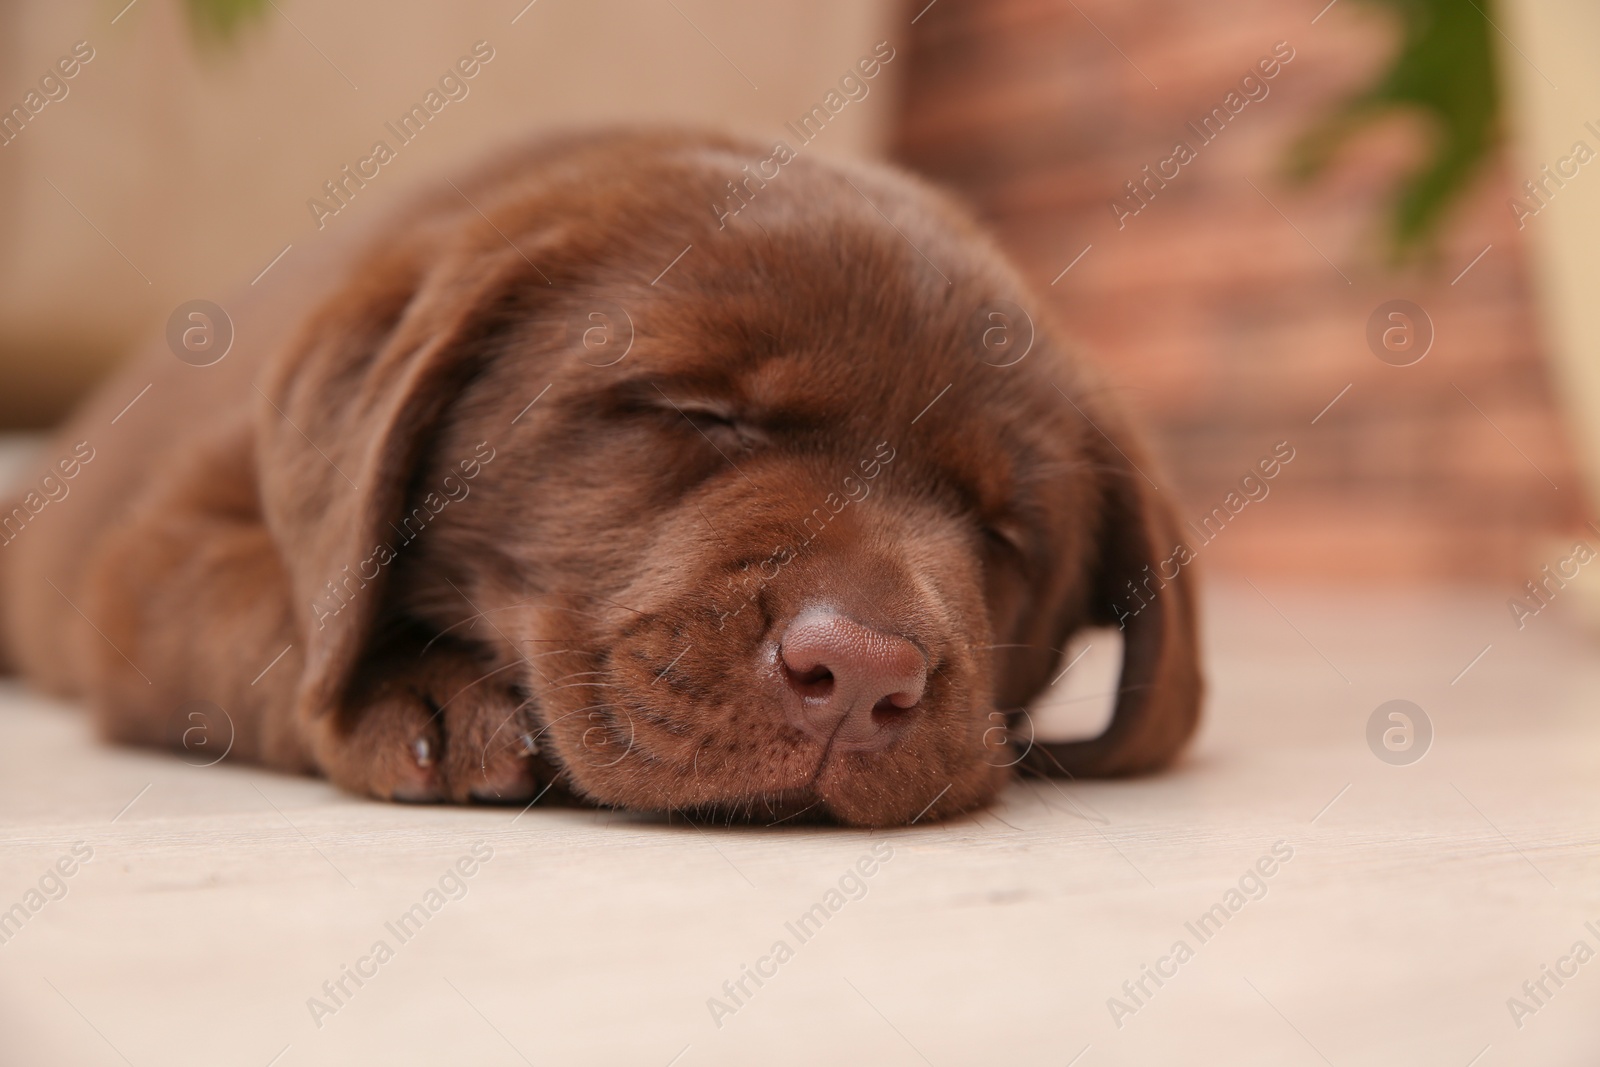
[[778, 609, 927, 749]]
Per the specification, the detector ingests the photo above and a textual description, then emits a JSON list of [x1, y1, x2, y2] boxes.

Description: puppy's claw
[[390, 736, 443, 800]]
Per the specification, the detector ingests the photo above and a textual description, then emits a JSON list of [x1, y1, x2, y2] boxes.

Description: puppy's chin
[[529, 681, 1010, 828], [678, 763, 1009, 829], [808, 750, 1010, 827], [552, 746, 1009, 828]]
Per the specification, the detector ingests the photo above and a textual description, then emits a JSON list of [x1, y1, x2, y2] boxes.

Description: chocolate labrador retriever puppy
[[0, 129, 1200, 826]]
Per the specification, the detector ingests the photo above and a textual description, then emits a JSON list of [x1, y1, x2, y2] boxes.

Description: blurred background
[[1, 0, 1596, 598]]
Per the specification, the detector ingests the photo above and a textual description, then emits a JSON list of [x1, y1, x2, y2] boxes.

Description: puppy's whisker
[[544, 678, 619, 690], [439, 581, 564, 690], [547, 668, 611, 684], [549, 591, 649, 618], [765, 799, 820, 827], [518, 702, 627, 750], [1028, 459, 1127, 479], [550, 700, 625, 717], [419, 600, 535, 655], [969, 643, 1066, 653], [540, 681, 620, 697], [693, 502, 733, 551], [420, 596, 617, 657]]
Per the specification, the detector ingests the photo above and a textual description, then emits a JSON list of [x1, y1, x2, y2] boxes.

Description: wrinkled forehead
[[580, 223, 1027, 403], [510, 161, 1078, 498]]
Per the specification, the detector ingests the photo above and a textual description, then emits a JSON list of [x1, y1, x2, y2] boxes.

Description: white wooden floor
[[2, 577, 1597, 1066]]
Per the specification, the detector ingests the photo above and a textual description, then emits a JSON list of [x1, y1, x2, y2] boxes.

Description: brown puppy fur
[[0, 129, 1201, 826]]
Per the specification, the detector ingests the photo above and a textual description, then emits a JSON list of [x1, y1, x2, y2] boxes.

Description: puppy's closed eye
[[671, 404, 766, 451], [627, 381, 767, 454], [982, 521, 1030, 565]]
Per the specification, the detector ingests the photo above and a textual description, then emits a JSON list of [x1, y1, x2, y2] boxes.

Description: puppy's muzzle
[[776, 607, 927, 752]]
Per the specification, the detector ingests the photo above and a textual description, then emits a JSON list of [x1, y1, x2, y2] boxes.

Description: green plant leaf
[[1289, 0, 1501, 259], [184, 0, 270, 44]]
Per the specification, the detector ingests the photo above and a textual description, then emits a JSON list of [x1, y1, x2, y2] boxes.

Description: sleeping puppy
[[0, 129, 1200, 826]]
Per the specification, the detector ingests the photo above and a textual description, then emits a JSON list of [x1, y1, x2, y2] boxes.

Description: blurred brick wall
[[893, 0, 1588, 583]]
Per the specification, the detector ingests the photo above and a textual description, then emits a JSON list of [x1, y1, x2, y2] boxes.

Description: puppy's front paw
[[308, 641, 546, 804]]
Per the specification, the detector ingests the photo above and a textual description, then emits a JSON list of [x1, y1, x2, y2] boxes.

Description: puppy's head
[[260, 130, 1201, 826]]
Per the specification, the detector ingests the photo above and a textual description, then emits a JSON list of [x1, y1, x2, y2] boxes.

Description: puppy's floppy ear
[[1021, 407, 1203, 777], [255, 238, 544, 726]]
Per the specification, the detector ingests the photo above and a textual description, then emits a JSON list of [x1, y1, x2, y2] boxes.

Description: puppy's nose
[[779, 609, 926, 749]]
